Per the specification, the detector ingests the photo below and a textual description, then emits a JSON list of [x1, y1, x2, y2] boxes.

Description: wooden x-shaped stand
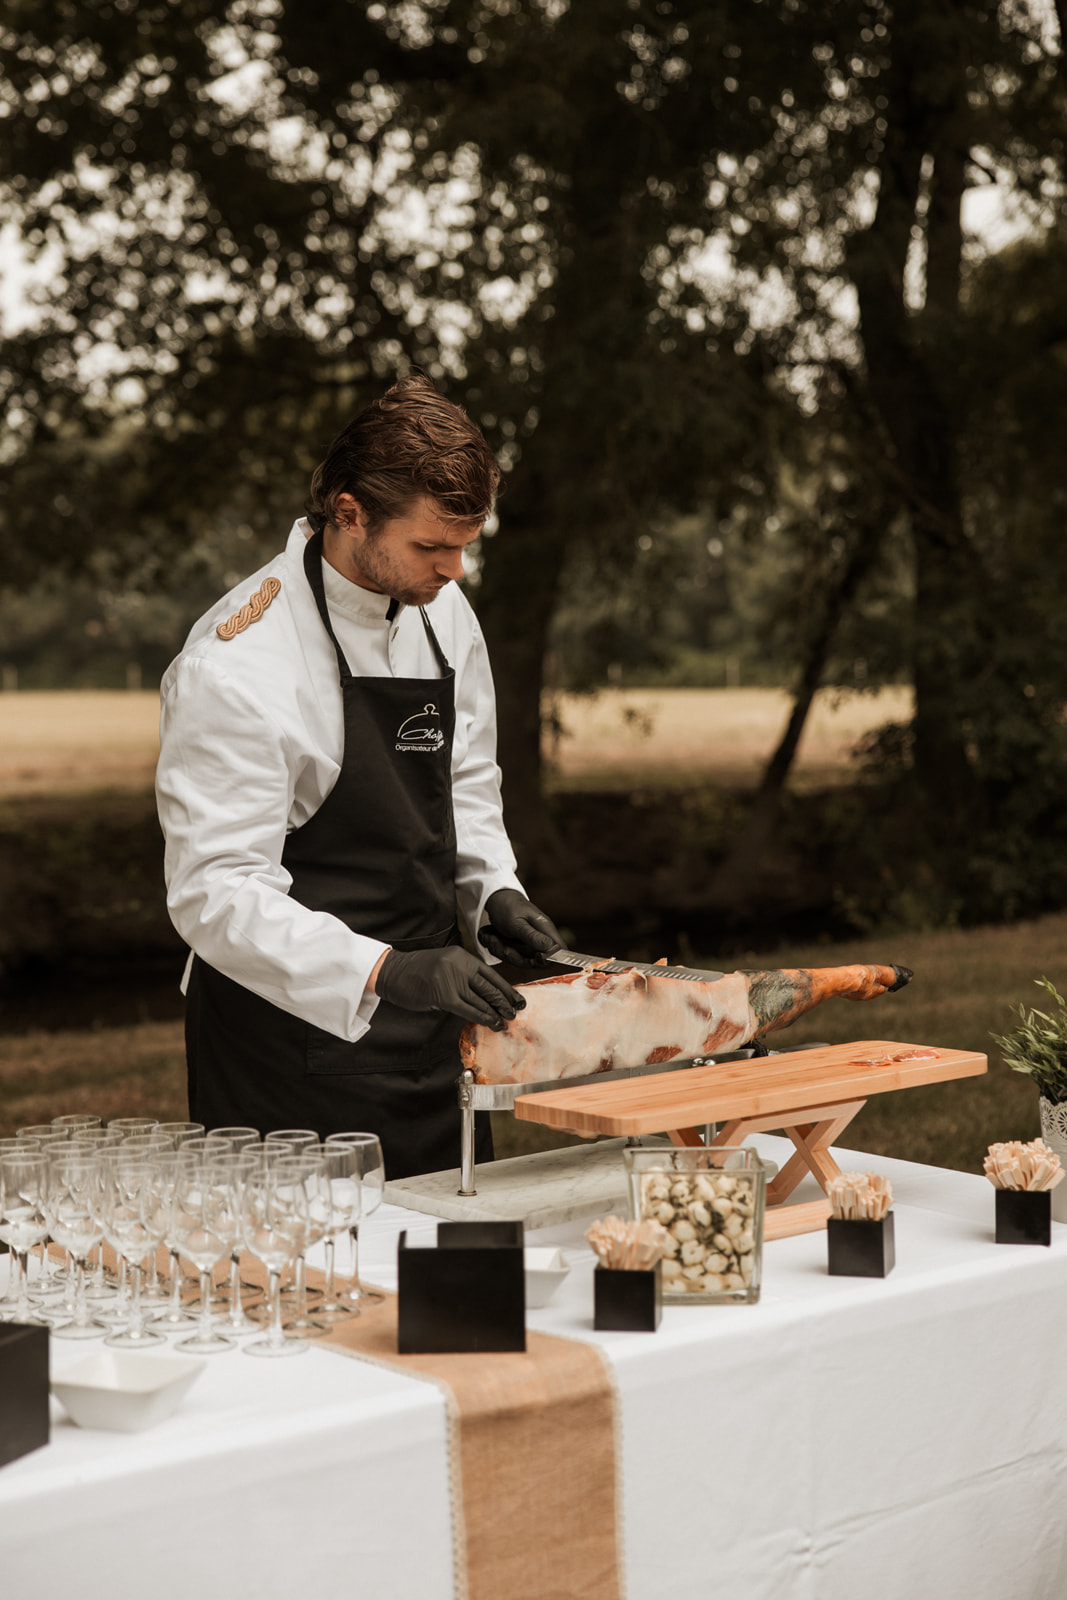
[[513, 1042, 987, 1239], [668, 1098, 868, 1239]]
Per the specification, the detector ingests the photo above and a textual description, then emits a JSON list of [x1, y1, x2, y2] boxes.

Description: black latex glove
[[375, 945, 526, 1031], [478, 889, 563, 966]]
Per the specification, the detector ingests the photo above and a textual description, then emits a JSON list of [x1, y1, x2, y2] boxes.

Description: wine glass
[[14, 1132, 74, 1301], [0, 1153, 51, 1326], [180, 1134, 235, 1156], [115, 1137, 172, 1300], [281, 1152, 330, 1338], [207, 1131, 262, 1315], [265, 1130, 318, 1152], [107, 1118, 159, 1135], [210, 1127, 260, 1147], [156, 1123, 206, 1147], [211, 1152, 262, 1335], [315, 1144, 362, 1321], [150, 1151, 200, 1334], [0, 1141, 36, 1314], [240, 1158, 312, 1358], [324, 1133, 385, 1307], [45, 1149, 108, 1339], [100, 1157, 169, 1348], [51, 1115, 103, 1136], [171, 1154, 238, 1354]]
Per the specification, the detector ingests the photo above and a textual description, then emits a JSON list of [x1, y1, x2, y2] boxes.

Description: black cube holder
[[995, 1187, 1051, 1246], [0, 1322, 49, 1470], [593, 1262, 662, 1332], [397, 1219, 526, 1353], [827, 1212, 896, 1278]]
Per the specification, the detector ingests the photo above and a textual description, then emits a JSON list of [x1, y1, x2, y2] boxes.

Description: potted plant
[[994, 978, 1067, 1222]]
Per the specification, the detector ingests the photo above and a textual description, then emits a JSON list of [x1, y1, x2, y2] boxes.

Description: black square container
[[995, 1188, 1051, 1246], [593, 1262, 662, 1332], [397, 1219, 526, 1353], [0, 1322, 49, 1470], [827, 1212, 896, 1278]]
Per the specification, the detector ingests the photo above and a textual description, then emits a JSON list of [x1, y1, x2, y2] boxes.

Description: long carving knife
[[547, 949, 726, 983]]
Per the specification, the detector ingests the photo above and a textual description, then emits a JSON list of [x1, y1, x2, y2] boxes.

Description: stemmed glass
[[315, 1144, 362, 1321], [156, 1123, 205, 1146], [0, 1140, 37, 1315], [100, 1156, 169, 1348], [14, 1130, 70, 1301], [171, 1153, 238, 1354], [281, 1152, 330, 1337], [45, 1148, 108, 1339], [265, 1130, 318, 1152], [51, 1114, 103, 1136], [240, 1158, 312, 1358], [0, 1153, 51, 1326], [325, 1133, 385, 1307], [150, 1133, 208, 1330], [215, 1145, 263, 1334]]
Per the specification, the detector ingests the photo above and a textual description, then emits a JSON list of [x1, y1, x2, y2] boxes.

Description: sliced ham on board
[[459, 962, 912, 1086]]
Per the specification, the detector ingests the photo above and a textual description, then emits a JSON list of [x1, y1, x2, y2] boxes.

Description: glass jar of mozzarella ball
[[623, 1146, 765, 1304]]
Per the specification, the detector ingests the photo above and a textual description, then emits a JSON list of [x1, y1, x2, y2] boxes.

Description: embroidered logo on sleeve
[[396, 703, 444, 752], [216, 577, 282, 640]]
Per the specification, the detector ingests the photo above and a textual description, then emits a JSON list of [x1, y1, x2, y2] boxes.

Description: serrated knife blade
[[548, 949, 725, 983]]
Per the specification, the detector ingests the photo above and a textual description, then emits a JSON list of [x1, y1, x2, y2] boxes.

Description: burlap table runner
[[316, 1290, 624, 1600]]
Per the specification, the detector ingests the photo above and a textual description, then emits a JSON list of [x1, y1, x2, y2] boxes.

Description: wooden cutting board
[[513, 1040, 986, 1138]]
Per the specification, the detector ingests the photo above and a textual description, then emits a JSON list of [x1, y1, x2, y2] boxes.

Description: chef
[[155, 373, 561, 1178]]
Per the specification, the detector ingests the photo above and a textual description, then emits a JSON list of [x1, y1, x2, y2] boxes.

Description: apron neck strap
[[418, 608, 451, 676], [303, 530, 452, 680], [303, 529, 353, 680]]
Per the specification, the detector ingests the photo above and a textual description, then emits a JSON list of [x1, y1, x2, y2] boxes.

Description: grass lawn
[[2, 913, 1064, 1174]]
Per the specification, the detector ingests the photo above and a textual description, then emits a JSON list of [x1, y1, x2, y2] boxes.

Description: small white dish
[[524, 1246, 571, 1308], [52, 1351, 205, 1433]]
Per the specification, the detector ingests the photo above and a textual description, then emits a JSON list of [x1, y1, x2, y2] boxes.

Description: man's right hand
[[374, 946, 527, 1031]]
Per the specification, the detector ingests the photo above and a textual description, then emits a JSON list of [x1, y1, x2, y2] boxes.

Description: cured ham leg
[[459, 961, 912, 1086]]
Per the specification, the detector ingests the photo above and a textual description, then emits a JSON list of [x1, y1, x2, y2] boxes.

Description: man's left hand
[[479, 889, 563, 965]]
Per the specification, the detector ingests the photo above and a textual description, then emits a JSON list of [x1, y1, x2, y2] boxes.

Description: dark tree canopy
[[4, 0, 1067, 915]]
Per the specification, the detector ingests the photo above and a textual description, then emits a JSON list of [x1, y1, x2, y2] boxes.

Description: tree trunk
[[475, 470, 569, 884], [705, 520, 880, 908], [847, 5, 981, 825]]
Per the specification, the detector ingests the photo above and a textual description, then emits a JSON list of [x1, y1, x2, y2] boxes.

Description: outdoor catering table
[[3, 1134, 1067, 1600]]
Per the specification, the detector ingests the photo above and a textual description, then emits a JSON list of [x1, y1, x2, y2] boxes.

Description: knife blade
[[547, 949, 726, 983]]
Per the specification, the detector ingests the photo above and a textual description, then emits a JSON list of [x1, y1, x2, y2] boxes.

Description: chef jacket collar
[[295, 516, 405, 630]]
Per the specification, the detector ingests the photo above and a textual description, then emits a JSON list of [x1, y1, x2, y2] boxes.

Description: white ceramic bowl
[[524, 1246, 571, 1308], [52, 1351, 205, 1433]]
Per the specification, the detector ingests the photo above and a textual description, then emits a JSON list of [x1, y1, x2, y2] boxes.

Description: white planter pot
[[1039, 1097, 1067, 1224]]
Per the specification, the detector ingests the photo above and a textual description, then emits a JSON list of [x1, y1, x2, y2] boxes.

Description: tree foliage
[[4, 1, 1067, 918]]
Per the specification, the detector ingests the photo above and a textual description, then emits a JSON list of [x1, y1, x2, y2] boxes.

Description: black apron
[[185, 531, 493, 1179]]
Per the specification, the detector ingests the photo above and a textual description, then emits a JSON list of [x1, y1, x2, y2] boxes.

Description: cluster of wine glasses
[[0, 1117, 385, 1359]]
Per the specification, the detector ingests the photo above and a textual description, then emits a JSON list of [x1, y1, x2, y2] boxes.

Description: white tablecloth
[[3, 1135, 1067, 1600]]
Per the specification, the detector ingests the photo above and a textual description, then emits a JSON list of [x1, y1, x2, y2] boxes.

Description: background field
[[0, 685, 910, 796]]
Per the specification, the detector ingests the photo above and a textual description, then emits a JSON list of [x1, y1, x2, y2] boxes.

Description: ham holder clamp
[[449, 953, 987, 1237]]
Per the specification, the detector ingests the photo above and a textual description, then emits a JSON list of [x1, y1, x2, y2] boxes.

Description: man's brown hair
[[308, 373, 500, 533]]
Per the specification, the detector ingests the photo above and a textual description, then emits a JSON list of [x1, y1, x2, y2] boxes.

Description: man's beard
[[352, 537, 445, 608]]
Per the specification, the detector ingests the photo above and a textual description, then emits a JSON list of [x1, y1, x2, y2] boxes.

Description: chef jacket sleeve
[[156, 655, 389, 1041], [449, 615, 527, 958]]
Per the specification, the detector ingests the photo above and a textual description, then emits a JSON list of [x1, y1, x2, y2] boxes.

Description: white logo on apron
[[396, 702, 444, 753]]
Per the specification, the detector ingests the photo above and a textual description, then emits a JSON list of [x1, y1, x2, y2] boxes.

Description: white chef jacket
[[155, 517, 525, 1044]]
